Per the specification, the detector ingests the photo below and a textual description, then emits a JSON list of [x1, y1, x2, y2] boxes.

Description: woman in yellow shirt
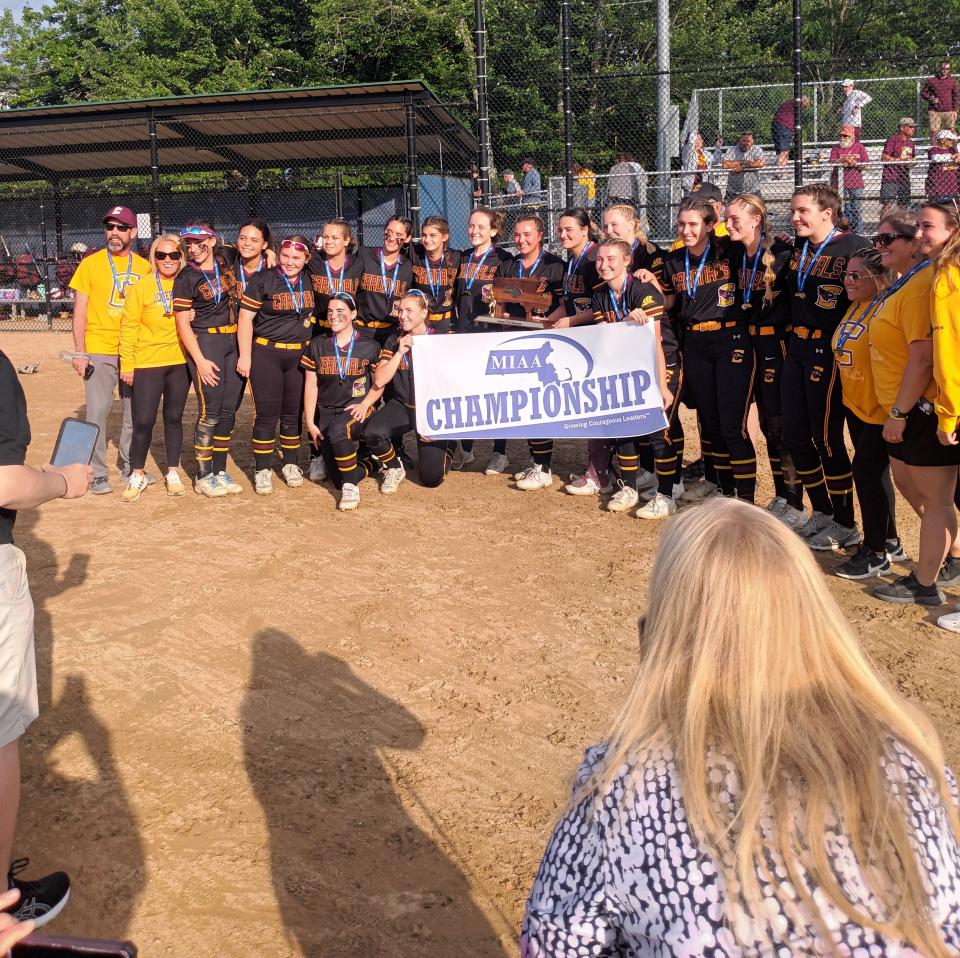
[[868, 209, 960, 607], [118, 234, 189, 502], [831, 247, 903, 579]]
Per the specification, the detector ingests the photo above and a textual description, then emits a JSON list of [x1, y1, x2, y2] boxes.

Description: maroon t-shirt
[[926, 146, 960, 197], [829, 143, 869, 190], [773, 100, 795, 127], [922, 75, 959, 112], [882, 134, 916, 184]]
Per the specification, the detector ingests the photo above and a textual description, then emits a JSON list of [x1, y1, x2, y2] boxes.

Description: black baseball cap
[[690, 182, 723, 203]]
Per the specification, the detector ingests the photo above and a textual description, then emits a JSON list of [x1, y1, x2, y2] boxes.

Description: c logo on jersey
[[833, 316, 866, 368], [641, 295, 656, 308], [764, 367, 776, 384], [731, 348, 745, 364], [352, 379, 367, 398], [718, 283, 735, 308], [574, 297, 591, 311], [810, 365, 824, 383], [815, 284, 843, 310]]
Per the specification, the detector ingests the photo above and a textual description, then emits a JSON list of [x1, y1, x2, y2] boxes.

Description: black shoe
[[885, 538, 907, 562], [874, 573, 945, 606], [937, 555, 960, 588], [5, 858, 70, 927], [681, 458, 705, 482], [835, 544, 890, 580]]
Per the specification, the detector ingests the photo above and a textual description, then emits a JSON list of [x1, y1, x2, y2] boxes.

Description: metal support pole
[[654, 0, 671, 236], [792, 0, 803, 186], [473, 0, 492, 202], [334, 170, 344, 218], [52, 181, 63, 255], [561, 0, 574, 206], [404, 97, 421, 236], [38, 193, 53, 328], [357, 187, 365, 247], [148, 109, 161, 235]]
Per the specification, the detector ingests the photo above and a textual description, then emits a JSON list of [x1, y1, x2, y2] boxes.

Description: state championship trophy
[[478, 277, 554, 328]]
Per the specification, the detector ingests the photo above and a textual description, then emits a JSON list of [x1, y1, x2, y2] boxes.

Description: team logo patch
[[815, 284, 843, 309], [352, 379, 367, 398], [641, 295, 656, 308], [731, 348, 745, 365], [574, 298, 591, 311], [810, 365, 824, 383], [764, 368, 776, 384], [718, 283, 735, 308]]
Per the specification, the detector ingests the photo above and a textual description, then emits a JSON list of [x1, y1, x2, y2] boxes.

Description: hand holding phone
[[50, 419, 99, 468], [40, 464, 91, 499]]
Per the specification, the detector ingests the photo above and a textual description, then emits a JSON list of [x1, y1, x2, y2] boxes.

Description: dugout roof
[[0, 81, 478, 183]]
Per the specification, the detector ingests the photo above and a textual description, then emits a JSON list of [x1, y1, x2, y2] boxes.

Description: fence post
[[916, 81, 922, 135], [38, 193, 53, 329], [335, 171, 344, 218], [791, 0, 804, 187], [812, 84, 819, 144], [357, 187, 365, 247], [653, 0, 671, 236], [561, 0, 574, 206], [404, 97, 421, 235], [148, 108, 161, 236], [52, 181, 63, 255], [247, 172, 259, 219], [473, 0, 492, 202], [718, 89, 724, 140]]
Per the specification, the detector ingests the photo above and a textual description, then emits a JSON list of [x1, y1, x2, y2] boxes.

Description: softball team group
[[105, 186, 960, 626]]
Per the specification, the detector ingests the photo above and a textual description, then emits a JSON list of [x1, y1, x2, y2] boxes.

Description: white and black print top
[[522, 740, 960, 957]]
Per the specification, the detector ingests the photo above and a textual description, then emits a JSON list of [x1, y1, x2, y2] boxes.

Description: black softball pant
[[781, 332, 854, 526], [187, 332, 244, 478], [846, 412, 898, 553], [250, 343, 305, 471], [365, 398, 454, 488], [682, 326, 757, 501], [314, 404, 373, 487], [752, 330, 802, 507], [129, 363, 190, 472]]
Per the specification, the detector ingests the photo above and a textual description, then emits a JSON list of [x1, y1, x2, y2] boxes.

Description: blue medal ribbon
[[684, 240, 711, 300], [425, 253, 444, 302], [464, 246, 492, 291], [333, 329, 357, 383], [740, 237, 764, 309], [564, 241, 593, 294], [192, 261, 223, 305], [517, 248, 545, 279], [108, 253, 133, 301], [324, 256, 346, 296], [154, 273, 173, 316], [379, 249, 401, 301], [238, 254, 264, 293], [278, 268, 306, 316], [796, 227, 837, 296], [607, 275, 630, 322]]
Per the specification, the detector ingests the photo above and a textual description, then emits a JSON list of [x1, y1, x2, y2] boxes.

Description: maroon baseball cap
[[102, 205, 136, 228]]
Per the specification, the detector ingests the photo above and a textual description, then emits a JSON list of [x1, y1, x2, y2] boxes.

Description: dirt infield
[[2, 331, 959, 957]]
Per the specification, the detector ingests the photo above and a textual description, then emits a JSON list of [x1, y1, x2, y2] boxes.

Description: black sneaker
[[937, 555, 960, 588], [885, 538, 907, 562], [874, 573, 945, 606], [5, 858, 71, 927], [835, 544, 890, 580]]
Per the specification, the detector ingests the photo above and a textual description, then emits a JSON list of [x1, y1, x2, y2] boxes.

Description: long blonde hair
[[583, 499, 959, 955], [604, 203, 657, 255], [727, 193, 777, 306]]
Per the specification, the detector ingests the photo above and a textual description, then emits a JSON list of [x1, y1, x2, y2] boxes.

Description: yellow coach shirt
[[868, 266, 936, 413], [70, 248, 151, 354], [832, 302, 886, 425], [119, 272, 186, 373], [932, 264, 960, 433]]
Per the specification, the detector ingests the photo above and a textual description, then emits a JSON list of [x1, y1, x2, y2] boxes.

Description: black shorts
[[771, 121, 793, 153], [886, 405, 960, 466]]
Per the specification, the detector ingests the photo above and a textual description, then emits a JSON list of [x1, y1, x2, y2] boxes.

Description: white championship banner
[[412, 323, 668, 440]]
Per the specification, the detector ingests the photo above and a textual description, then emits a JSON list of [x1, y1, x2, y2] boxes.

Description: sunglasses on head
[[329, 292, 356, 307], [105, 222, 132, 233], [179, 226, 217, 241], [154, 250, 182, 262], [873, 232, 912, 247], [280, 240, 310, 253]]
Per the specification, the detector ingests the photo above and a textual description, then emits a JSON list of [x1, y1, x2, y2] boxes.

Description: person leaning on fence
[[721, 132, 766, 200], [925, 130, 960, 203], [520, 158, 542, 210], [837, 78, 872, 141], [771, 94, 810, 172], [571, 160, 596, 210], [680, 132, 720, 195], [880, 118, 918, 216], [605, 152, 643, 208], [69, 205, 151, 495], [829, 124, 870, 234], [521, 497, 960, 957], [922, 60, 958, 137]]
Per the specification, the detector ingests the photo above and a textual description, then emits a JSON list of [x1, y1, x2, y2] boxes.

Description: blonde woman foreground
[[522, 499, 960, 957]]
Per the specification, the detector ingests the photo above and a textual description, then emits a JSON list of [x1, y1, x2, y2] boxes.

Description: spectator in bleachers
[[837, 79, 872, 141], [772, 95, 810, 173], [921, 60, 958, 137], [520, 158, 542, 210], [680, 132, 720, 194], [721, 131, 766, 199], [502, 169, 521, 205], [880, 117, 918, 216], [925, 129, 960, 202], [572, 160, 596, 210], [606, 152, 644, 208], [829, 124, 870, 233]]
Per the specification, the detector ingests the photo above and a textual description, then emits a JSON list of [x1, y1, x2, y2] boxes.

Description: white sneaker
[[679, 479, 719, 504], [282, 463, 304, 487], [121, 472, 148, 503], [606, 481, 639, 513], [765, 495, 788, 517], [195, 474, 228, 498], [484, 452, 509, 475], [338, 482, 360, 511], [217, 471, 244, 495], [806, 519, 862, 551], [451, 445, 476, 471], [636, 468, 658, 496], [516, 464, 553, 491], [795, 510, 831, 539], [381, 464, 406, 494], [635, 492, 678, 519], [255, 469, 274, 495], [165, 471, 186, 497], [937, 606, 960, 633], [565, 467, 612, 496], [309, 456, 327, 483]]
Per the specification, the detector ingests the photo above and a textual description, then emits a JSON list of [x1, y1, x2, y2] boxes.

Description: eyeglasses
[[280, 240, 310, 253], [154, 250, 182, 262], [105, 223, 132, 233], [843, 270, 874, 282], [873, 232, 912, 247]]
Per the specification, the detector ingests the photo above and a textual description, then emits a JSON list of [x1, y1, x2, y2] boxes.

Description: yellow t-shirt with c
[[69, 248, 151, 354], [832, 301, 885, 424], [119, 272, 186, 373]]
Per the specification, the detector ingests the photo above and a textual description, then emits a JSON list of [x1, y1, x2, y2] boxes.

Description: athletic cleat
[[885, 538, 907, 563], [217, 471, 243, 495], [794, 511, 831, 539], [565, 466, 612, 496], [680, 458, 705, 482], [89, 476, 112, 495], [281, 463, 304, 488], [937, 605, 960, 632], [165, 472, 186, 497], [195, 474, 228, 498], [678, 479, 719, 504], [635, 492, 678, 519], [484, 452, 509, 475], [380, 464, 406, 494], [451, 445, 476, 471], [5, 859, 70, 928], [806, 519, 862, 551], [516, 464, 553, 491], [308, 456, 327, 483], [834, 544, 891, 580], [874, 573, 945, 606], [254, 469, 274, 495], [765, 495, 788, 517], [636, 468, 658, 496], [121, 473, 148, 503], [338, 482, 360, 511], [776, 503, 808, 529], [937, 555, 960, 587], [606, 481, 639, 513]]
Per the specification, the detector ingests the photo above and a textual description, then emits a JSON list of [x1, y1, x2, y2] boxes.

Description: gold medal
[[795, 292, 806, 299], [163, 310, 172, 318], [742, 302, 753, 311]]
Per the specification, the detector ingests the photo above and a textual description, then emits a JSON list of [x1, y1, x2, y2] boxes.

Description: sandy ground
[[0, 331, 958, 957]]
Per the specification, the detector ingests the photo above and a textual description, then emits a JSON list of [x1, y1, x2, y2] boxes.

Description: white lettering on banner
[[412, 323, 668, 440]]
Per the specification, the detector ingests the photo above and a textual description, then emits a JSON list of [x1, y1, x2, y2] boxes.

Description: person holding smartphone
[[0, 348, 89, 926]]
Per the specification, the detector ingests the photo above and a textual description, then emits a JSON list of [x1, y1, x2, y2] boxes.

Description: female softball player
[[221, 219, 273, 295], [365, 290, 455, 492], [662, 196, 757, 502], [491, 213, 564, 488], [301, 293, 383, 511], [172, 222, 244, 498], [306, 218, 362, 332], [355, 217, 413, 343], [602, 203, 666, 284], [118, 233, 190, 501], [237, 235, 315, 495], [724, 193, 803, 520], [782, 184, 865, 543], [544, 208, 601, 325], [409, 216, 461, 333]]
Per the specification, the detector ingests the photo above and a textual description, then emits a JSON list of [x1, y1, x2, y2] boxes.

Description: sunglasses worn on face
[[280, 240, 310, 253], [873, 232, 912, 247], [105, 223, 132, 233], [844, 271, 873, 282], [155, 250, 182, 262]]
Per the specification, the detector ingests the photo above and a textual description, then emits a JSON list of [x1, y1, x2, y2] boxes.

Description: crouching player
[[365, 291, 455, 492]]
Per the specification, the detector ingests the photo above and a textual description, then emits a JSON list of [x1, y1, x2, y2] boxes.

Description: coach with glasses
[[69, 206, 151, 494]]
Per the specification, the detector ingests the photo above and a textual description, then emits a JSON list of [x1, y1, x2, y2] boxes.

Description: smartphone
[[13, 934, 137, 957], [50, 418, 99, 467]]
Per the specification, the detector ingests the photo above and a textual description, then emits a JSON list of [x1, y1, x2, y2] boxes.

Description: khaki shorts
[[0, 546, 38, 747]]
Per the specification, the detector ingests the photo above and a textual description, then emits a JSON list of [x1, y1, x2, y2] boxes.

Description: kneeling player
[[365, 291, 454, 492]]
